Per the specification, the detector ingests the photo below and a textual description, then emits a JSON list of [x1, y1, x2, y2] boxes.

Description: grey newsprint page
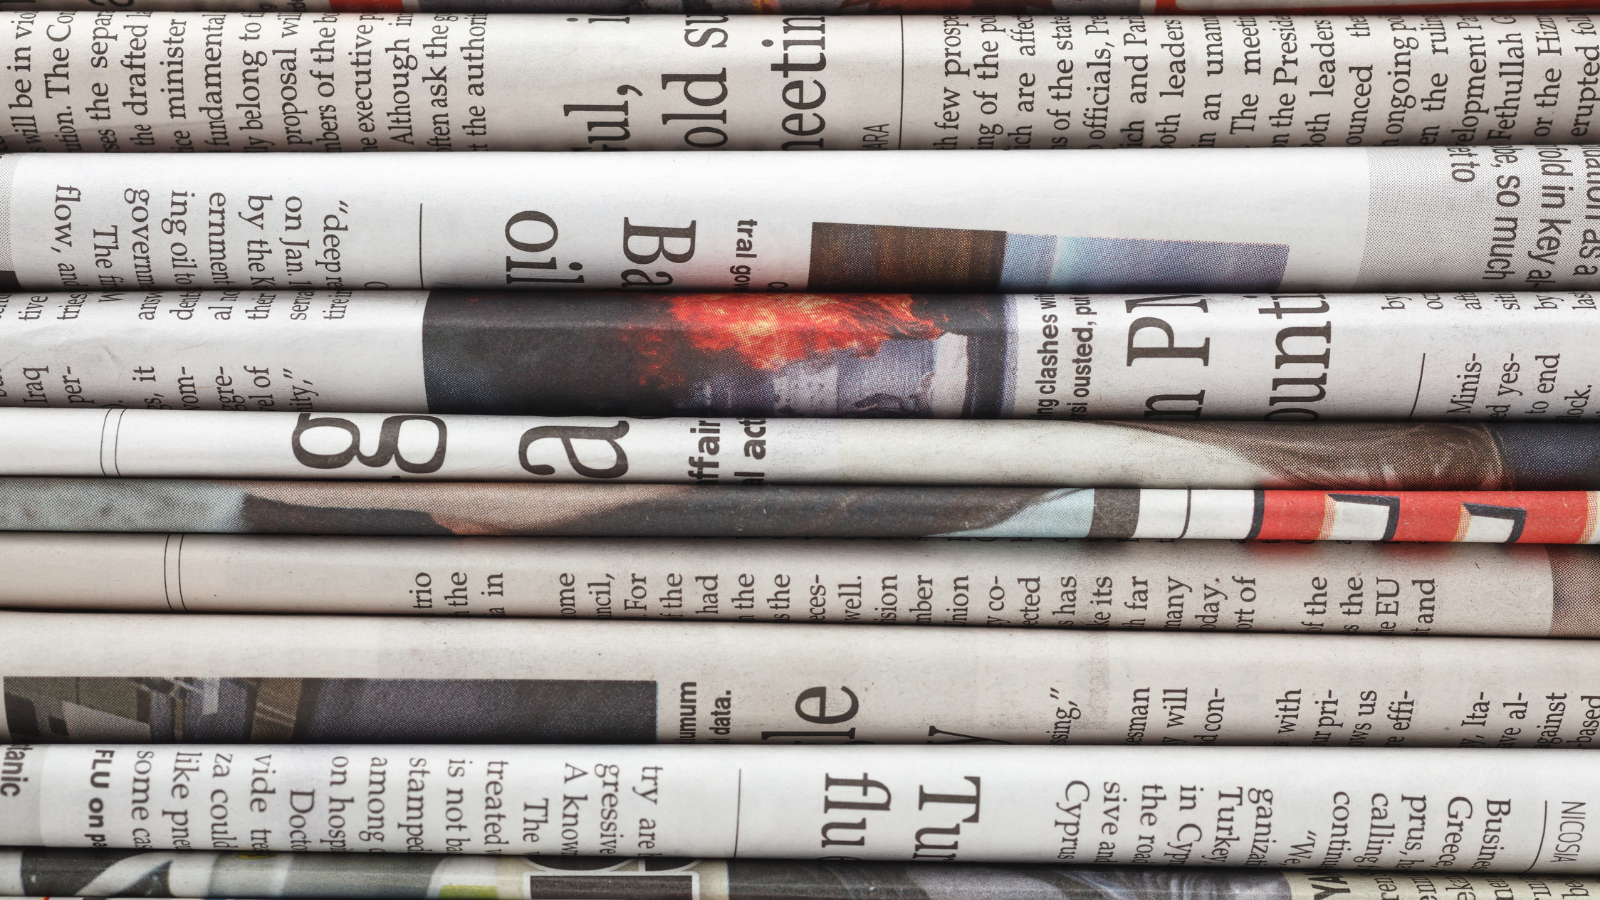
[[0, 14, 1591, 153], [2, 610, 1600, 746], [9, 409, 1600, 489], [3, 849, 1598, 900], [2, 145, 1598, 294], [0, 744, 1597, 870], [6, 291, 1600, 423], [2, 534, 1599, 637]]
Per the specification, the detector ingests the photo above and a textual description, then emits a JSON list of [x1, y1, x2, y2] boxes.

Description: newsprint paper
[[6, 290, 1600, 424], [1, 13, 1595, 153], [3, 0, 1596, 17], [10, 145, 1600, 294], [11, 409, 1600, 489], [2, 609, 1600, 746], [5, 478, 1600, 542], [0, 852, 1597, 900], [0, 744, 1596, 870], [3, 534, 1598, 636]]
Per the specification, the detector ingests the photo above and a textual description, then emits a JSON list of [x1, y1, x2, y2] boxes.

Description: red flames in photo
[[668, 293, 945, 370], [835, 0, 1052, 12], [614, 294, 944, 390]]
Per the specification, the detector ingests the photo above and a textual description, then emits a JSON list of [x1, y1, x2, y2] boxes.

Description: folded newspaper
[[8, 290, 1598, 423], [2, 477, 1597, 542], [0, 0, 1587, 16], [3, 848, 1594, 900], [10, 408, 1600, 489], [0, 744, 1595, 871], [0, 13, 1585, 153], [5, 145, 1595, 294], [3, 609, 1598, 746], [5, 533, 1597, 637]]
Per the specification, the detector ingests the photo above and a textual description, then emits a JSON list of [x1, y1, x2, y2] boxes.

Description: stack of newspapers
[[4, 0, 1600, 899]]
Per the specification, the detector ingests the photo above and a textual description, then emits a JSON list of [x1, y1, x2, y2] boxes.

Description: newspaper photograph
[[5, 290, 1600, 423], [2, 533, 1597, 637], [0, 743, 1596, 871], [0, 12, 1590, 154], [4, 848, 1596, 900], [2, 607, 1598, 746], [3, 477, 1599, 542], [9, 408, 1600, 489], [5, 145, 1597, 294]]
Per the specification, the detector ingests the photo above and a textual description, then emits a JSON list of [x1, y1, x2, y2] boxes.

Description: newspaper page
[[4, 290, 1600, 424], [2, 608, 1599, 746], [3, 477, 1599, 542], [8, 408, 1600, 489], [0, 743, 1596, 870], [0, 12, 1592, 154], [4, 0, 1598, 17], [2, 533, 1598, 637], [8, 144, 1600, 294], [4, 849, 1599, 900]]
